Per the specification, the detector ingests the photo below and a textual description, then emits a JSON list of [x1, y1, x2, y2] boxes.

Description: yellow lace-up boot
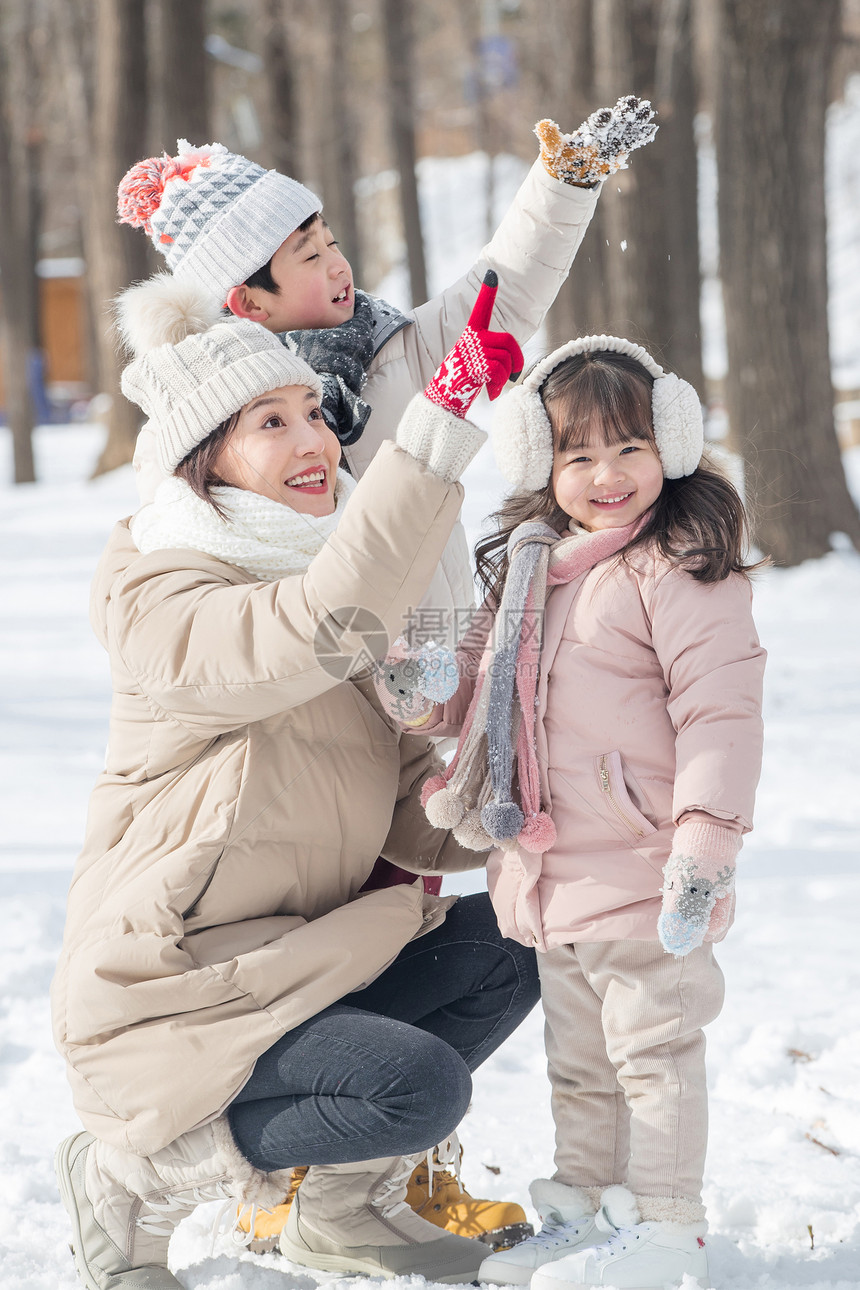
[[405, 1134, 533, 1252]]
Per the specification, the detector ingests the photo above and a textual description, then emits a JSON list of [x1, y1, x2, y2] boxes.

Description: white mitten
[[535, 94, 658, 187], [373, 637, 458, 727], [658, 820, 740, 957]]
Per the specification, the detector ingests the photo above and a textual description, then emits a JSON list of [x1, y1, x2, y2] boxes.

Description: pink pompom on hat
[[117, 140, 321, 305]]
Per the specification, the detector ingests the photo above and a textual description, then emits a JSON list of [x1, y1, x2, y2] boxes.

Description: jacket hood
[[89, 520, 138, 649]]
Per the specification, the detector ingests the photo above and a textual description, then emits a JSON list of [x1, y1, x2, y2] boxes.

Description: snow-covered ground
[[1, 420, 859, 1290], [2, 83, 860, 1290]]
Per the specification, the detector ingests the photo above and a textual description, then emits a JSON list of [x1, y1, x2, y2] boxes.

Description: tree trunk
[[653, 0, 705, 393], [541, 0, 609, 347], [89, 0, 150, 477], [457, 0, 503, 244], [52, 0, 102, 393], [716, 0, 859, 563], [381, 0, 428, 306], [592, 0, 704, 393], [152, 0, 210, 151], [255, 0, 300, 179], [0, 4, 41, 484], [592, 0, 640, 331], [320, 0, 363, 284]]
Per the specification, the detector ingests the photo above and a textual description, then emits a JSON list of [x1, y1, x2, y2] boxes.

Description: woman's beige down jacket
[[51, 443, 485, 1158]]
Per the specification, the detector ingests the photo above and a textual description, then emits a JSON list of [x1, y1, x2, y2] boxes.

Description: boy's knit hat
[[117, 141, 322, 304], [117, 275, 323, 474]]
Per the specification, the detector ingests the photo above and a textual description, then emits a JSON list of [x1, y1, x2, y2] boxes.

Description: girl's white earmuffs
[[492, 334, 704, 491]]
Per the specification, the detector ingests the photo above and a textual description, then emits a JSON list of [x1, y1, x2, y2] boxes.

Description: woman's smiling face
[[214, 384, 341, 516]]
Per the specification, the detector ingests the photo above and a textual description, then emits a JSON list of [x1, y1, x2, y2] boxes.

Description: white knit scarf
[[130, 470, 357, 580]]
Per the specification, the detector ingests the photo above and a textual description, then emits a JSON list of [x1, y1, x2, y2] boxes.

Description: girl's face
[[214, 384, 341, 516], [550, 414, 664, 532]]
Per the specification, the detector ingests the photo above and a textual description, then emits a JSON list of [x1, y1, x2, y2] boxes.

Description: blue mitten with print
[[658, 820, 740, 957], [374, 636, 459, 727]]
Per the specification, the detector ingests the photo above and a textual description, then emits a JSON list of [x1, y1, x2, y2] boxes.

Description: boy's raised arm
[[403, 95, 657, 378]]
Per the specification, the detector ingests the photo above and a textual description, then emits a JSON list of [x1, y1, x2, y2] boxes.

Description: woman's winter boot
[[237, 1132, 530, 1254], [233, 1165, 309, 1252], [478, 1179, 603, 1284], [529, 1186, 709, 1290], [278, 1153, 487, 1282], [55, 1118, 291, 1289]]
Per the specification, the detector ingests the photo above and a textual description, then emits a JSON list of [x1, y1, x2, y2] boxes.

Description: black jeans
[[228, 892, 539, 1172]]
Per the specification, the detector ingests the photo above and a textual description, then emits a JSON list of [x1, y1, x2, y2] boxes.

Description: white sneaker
[[530, 1217, 709, 1290], [478, 1180, 602, 1285]]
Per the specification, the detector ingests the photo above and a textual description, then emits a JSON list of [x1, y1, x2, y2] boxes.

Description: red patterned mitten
[[658, 820, 740, 957], [424, 271, 524, 417]]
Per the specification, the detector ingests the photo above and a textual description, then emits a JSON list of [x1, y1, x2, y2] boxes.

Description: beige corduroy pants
[[538, 940, 725, 1202]]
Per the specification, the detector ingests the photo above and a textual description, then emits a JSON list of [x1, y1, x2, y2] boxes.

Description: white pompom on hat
[[115, 271, 223, 356], [117, 140, 322, 305], [117, 272, 323, 475], [492, 334, 704, 490]]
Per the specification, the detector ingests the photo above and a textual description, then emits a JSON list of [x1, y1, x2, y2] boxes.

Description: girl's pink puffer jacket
[[430, 542, 766, 949]]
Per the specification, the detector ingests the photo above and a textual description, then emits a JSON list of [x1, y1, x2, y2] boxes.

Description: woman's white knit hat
[[117, 141, 322, 305], [117, 275, 323, 475], [493, 334, 704, 490]]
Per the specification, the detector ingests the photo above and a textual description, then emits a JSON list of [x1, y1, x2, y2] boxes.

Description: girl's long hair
[[475, 350, 761, 604]]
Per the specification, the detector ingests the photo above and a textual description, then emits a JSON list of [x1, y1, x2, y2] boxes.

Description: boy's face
[[254, 219, 354, 332]]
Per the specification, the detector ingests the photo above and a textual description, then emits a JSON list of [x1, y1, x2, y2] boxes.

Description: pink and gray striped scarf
[[422, 517, 640, 853]]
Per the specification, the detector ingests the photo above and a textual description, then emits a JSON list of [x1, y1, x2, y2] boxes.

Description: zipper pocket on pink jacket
[[597, 752, 655, 840]]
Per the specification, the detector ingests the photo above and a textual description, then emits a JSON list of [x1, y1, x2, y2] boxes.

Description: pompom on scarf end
[[518, 811, 557, 853], [424, 785, 465, 829], [453, 809, 494, 853], [481, 800, 524, 844]]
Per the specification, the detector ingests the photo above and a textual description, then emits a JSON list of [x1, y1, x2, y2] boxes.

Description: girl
[[51, 280, 540, 1290], [381, 336, 765, 1290]]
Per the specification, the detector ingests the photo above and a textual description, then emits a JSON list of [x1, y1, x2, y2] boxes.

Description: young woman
[[51, 280, 539, 1289]]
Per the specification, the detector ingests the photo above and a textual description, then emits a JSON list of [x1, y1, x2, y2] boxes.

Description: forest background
[[1, 7, 860, 1286], [1, 0, 859, 569]]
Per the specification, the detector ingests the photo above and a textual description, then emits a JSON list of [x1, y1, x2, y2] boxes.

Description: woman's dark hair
[[475, 350, 762, 603], [242, 211, 322, 295], [173, 412, 239, 517]]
